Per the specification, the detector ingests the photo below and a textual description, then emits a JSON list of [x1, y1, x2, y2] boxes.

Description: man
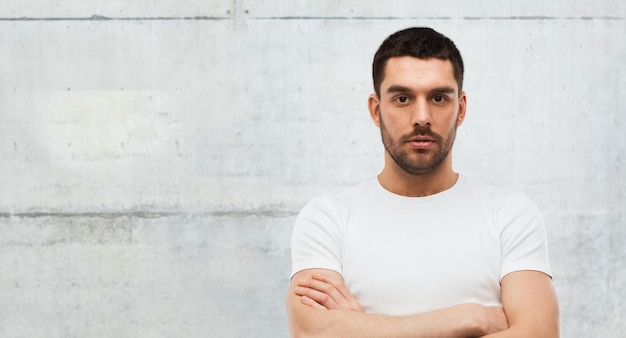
[[286, 27, 559, 337]]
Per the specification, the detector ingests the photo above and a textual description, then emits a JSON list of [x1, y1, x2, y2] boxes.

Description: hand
[[442, 303, 508, 337], [476, 305, 509, 336], [294, 273, 364, 312]]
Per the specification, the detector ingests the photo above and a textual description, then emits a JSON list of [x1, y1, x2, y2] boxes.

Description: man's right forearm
[[287, 270, 507, 337], [288, 301, 500, 338]]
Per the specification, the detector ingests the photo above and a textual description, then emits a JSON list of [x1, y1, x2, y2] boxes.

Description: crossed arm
[[482, 270, 559, 337], [286, 268, 558, 338]]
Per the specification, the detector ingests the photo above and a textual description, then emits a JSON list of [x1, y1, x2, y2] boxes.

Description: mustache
[[400, 126, 443, 143]]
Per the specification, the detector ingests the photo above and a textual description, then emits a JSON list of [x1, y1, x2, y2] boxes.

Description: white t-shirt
[[290, 176, 552, 316]]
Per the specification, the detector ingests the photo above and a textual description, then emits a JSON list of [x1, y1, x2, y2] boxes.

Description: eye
[[432, 95, 448, 104], [394, 96, 411, 104]]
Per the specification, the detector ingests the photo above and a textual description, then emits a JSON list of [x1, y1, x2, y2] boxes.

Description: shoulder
[[300, 178, 378, 215], [460, 176, 539, 212], [295, 178, 377, 227]]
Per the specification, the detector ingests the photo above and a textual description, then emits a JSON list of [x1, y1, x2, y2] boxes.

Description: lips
[[408, 136, 434, 142], [407, 136, 435, 149]]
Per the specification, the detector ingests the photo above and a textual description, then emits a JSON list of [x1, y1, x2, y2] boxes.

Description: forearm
[[480, 316, 559, 338], [288, 270, 506, 337], [481, 325, 559, 338], [288, 301, 491, 338], [290, 308, 418, 338]]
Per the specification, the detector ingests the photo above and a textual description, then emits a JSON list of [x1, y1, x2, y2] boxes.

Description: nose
[[411, 99, 431, 126]]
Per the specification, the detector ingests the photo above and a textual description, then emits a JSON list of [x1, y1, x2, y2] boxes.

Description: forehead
[[381, 56, 457, 93]]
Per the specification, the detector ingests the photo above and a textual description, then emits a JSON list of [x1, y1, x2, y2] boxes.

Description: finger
[[301, 277, 345, 303], [294, 285, 339, 309], [311, 274, 352, 299], [311, 274, 363, 311], [300, 295, 328, 310]]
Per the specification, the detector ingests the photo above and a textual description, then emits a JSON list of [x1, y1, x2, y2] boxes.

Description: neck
[[377, 152, 458, 197]]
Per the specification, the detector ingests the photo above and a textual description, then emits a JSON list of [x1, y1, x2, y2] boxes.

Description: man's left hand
[[294, 273, 364, 312]]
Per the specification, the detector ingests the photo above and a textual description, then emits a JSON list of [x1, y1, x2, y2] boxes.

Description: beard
[[380, 115, 457, 176]]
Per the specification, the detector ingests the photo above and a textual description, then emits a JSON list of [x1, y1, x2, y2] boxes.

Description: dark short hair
[[372, 27, 464, 96]]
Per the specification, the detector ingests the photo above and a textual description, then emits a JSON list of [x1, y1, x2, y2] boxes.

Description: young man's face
[[368, 56, 466, 175]]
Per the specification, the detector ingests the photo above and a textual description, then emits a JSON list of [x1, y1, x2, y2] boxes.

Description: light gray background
[[1, 1, 624, 337]]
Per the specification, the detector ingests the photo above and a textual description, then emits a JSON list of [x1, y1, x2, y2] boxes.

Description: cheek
[[379, 114, 403, 135], [382, 110, 412, 128], [438, 110, 460, 127]]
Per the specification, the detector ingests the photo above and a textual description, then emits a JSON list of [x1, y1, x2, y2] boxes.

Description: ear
[[456, 91, 467, 126], [368, 93, 381, 128]]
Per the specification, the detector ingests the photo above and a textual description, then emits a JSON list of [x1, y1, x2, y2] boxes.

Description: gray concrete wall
[[1, 1, 624, 337]]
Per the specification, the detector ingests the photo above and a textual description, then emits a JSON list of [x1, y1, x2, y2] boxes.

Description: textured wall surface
[[1, 1, 624, 337]]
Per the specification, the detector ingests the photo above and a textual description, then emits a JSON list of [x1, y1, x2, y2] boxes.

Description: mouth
[[406, 136, 435, 149]]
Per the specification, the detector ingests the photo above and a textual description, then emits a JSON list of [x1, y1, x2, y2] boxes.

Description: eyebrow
[[385, 85, 458, 95], [386, 85, 412, 94]]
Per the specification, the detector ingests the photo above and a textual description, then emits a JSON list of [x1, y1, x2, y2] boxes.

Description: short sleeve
[[498, 192, 552, 281], [290, 195, 344, 279]]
